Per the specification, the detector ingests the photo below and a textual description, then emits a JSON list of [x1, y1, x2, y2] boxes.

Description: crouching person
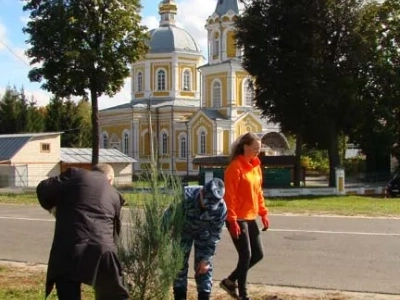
[[36, 164, 129, 300], [172, 178, 227, 300]]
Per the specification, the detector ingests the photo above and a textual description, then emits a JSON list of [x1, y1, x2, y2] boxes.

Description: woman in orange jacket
[[220, 132, 269, 300]]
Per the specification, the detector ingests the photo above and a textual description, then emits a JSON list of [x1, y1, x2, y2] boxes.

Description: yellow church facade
[[99, 0, 290, 177]]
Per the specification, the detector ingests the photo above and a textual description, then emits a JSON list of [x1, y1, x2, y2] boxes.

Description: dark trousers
[[226, 220, 264, 297], [55, 280, 81, 300]]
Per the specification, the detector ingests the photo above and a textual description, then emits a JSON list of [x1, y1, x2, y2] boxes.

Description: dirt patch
[[0, 260, 398, 300]]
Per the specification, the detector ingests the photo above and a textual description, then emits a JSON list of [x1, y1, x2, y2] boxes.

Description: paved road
[[1, 204, 400, 295]]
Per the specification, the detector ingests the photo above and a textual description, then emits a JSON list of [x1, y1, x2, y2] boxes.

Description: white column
[[172, 54, 179, 97], [145, 61, 151, 92]]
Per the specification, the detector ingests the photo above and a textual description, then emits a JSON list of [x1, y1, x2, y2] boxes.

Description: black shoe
[[173, 287, 187, 300], [219, 278, 238, 299], [198, 291, 210, 300]]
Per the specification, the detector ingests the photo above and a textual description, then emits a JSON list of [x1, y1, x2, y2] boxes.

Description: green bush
[[344, 156, 366, 176], [118, 166, 185, 300]]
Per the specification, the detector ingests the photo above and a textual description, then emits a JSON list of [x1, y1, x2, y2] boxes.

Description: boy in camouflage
[[173, 178, 227, 300]]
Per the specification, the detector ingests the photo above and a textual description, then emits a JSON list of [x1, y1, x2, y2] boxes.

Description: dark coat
[[36, 167, 125, 297]]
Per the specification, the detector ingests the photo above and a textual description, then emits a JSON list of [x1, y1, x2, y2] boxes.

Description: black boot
[[198, 291, 210, 300], [173, 287, 187, 300]]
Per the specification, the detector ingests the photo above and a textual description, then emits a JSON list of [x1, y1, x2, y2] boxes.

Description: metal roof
[[148, 26, 202, 54], [60, 148, 137, 164], [0, 132, 62, 161], [214, 0, 239, 16]]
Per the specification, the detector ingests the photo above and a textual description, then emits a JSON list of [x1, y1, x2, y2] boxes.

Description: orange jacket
[[224, 155, 268, 221]]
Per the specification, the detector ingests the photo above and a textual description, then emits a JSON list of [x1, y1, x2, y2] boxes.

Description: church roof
[[214, 0, 239, 16], [148, 26, 202, 54], [201, 109, 228, 120], [100, 98, 201, 112]]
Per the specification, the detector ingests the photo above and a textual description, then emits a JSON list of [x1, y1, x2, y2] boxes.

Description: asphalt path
[[1, 204, 400, 295]]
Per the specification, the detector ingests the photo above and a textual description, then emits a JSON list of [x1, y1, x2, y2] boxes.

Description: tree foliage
[[118, 170, 185, 300], [350, 0, 400, 174], [0, 86, 45, 134], [235, 0, 367, 186], [23, 0, 149, 164], [45, 97, 92, 147]]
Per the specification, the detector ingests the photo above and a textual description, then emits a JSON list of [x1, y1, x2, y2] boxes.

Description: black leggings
[[226, 220, 264, 297]]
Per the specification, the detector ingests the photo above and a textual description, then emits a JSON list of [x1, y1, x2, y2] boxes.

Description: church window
[[244, 79, 255, 106], [227, 30, 236, 58], [137, 72, 143, 92], [212, 81, 222, 107], [161, 132, 168, 154], [183, 69, 191, 91], [102, 132, 109, 148], [157, 69, 166, 90], [213, 31, 220, 58], [199, 131, 206, 154], [179, 135, 187, 159], [213, 39, 219, 57], [122, 131, 129, 155]]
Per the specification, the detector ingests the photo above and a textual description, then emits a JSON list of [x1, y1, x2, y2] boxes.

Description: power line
[[0, 39, 31, 67]]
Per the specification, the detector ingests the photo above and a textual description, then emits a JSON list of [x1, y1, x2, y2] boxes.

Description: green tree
[[118, 171, 185, 300], [26, 100, 45, 132], [350, 0, 400, 176], [75, 99, 92, 147], [0, 86, 34, 134], [236, 0, 365, 186], [23, 0, 149, 164], [45, 97, 88, 147]]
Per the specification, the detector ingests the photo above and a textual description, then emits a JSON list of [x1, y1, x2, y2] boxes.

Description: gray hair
[[92, 164, 115, 183]]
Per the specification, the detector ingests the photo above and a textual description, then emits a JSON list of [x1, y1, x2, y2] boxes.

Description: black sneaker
[[219, 278, 238, 299]]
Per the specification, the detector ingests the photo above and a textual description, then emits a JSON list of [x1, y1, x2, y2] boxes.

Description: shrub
[[118, 165, 185, 300]]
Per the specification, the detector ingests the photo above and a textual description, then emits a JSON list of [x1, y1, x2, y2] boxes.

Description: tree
[[45, 97, 91, 147], [0, 86, 44, 134], [23, 0, 149, 164], [236, 0, 365, 186], [350, 0, 400, 176]]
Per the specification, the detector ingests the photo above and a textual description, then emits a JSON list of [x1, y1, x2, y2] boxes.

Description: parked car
[[386, 173, 400, 197]]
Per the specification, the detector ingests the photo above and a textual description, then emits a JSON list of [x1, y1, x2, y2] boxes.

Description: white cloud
[[98, 78, 131, 109], [176, 0, 215, 53], [141, 16, 159, 31], [0, 86, 52, 107]]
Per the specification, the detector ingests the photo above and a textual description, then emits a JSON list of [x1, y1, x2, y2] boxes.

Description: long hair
[[229, 132, 261, 163]]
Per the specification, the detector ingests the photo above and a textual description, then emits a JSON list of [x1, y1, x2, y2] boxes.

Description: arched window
[[122, 131, 129, 155], [183, 69, 191, 91], [137, 72, 143, 92], [157, 69, 166, 90], [179, 134, 187, 159], [199, 131, 206, 154], [244, 79, 255, 106], [102, 132, 109, 148], [161, 132, 168, 154], [213, 31, 220, 57], [212, 81, 222, 107]]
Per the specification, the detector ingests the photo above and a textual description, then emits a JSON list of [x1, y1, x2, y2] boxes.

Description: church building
[[99, 0, 290, 177]]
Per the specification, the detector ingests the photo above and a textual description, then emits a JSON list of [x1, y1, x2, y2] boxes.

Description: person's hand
[[261, 214, 269, 231], [228, 220, 241, 239], [195, 260, 210, 277]]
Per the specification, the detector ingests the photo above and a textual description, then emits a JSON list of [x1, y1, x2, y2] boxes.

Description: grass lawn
[[0, 263, 369, 300], [2, 191, 399, 217]]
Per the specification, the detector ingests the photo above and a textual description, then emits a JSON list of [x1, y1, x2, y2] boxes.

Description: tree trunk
[[327, 129, 340, 187], [293, 133, 303, 187], [90, 86, 99, 166]]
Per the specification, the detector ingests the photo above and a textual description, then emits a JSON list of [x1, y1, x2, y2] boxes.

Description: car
[[386, 173, 400, 197]]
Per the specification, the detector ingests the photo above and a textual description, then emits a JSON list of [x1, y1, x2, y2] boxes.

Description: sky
[[0, 0, 227, 109]]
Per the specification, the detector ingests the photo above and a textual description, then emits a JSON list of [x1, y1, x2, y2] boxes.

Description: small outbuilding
[[60, 148, 136, 186]]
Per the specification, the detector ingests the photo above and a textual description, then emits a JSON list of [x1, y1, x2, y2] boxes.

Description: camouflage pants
[[173, 236, 213, 294]]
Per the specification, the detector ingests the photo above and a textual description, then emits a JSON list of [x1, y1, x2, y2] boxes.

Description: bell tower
[[205, 0, 240, 64]]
